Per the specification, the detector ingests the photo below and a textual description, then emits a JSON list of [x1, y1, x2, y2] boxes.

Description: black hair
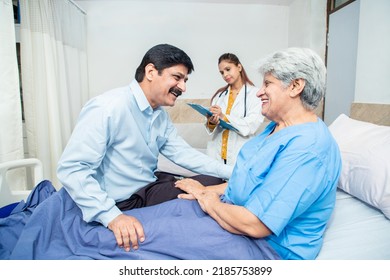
[[135, 44, 194, 82], [211, 53, 254, 104]]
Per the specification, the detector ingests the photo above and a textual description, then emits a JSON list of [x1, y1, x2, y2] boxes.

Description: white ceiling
[[75, 0, 295, 5]]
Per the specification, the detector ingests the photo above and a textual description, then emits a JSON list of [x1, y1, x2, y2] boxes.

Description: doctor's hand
[[108, 214, 145, 252], [209, 105, 225, 120]]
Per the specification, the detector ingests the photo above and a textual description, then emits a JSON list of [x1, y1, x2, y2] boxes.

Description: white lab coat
[[205, 84, 264, 166]]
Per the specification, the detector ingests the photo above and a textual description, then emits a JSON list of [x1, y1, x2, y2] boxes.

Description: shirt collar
[[130, 79, 163, 116], [130, 79, 152, 113]]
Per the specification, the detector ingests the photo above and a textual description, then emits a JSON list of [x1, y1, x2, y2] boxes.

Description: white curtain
[[0, 0, 25, 188], [19, 0, 89, 188]]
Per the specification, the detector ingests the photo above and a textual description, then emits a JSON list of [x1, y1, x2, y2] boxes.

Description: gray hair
[[258, 48, 326, 110]]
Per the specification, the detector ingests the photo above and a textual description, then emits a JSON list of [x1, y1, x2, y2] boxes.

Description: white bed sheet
[[317, 188, 390, 260]]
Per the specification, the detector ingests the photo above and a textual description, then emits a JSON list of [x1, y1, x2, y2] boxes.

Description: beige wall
[[350, 103, 390, 126], [166, 98, 324, 128]]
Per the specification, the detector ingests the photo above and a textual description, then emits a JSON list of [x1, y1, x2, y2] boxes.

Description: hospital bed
[[1, 103, 389, 259]]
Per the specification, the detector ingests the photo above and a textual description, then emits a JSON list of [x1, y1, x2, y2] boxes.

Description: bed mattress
[[317, 189, 390, 259]]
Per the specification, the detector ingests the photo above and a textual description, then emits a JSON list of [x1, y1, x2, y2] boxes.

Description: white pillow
[[328, 114, 390, 219]]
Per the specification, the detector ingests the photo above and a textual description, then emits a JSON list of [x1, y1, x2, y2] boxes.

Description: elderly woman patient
[[175, 47, 342, 260]]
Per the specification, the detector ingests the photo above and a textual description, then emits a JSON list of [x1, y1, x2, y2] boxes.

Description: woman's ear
[[289, 78, 306, 97]]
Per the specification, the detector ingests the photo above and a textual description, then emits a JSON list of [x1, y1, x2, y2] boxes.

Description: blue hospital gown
[[225, 118, 342, 259]]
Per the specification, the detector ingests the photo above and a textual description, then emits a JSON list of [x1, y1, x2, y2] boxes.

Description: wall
[[75, 0, 326, 123], [289, 0, 327, 60], [324, 0, 390, 125], [76, 0, 289, 99], [323, 0, 359, 124], [76, 0, 325, 94], [355, 0, 390, 104]]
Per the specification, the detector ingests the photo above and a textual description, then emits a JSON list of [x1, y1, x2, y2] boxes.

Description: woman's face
[[257, 73, 291, 121], [218, 60, 242, 86]]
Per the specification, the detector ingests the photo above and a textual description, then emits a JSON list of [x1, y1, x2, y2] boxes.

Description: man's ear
[[289, 78, 306, 98], [145, 63, 156, 81]]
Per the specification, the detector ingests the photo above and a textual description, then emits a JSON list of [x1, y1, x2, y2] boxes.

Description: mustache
[[169, 88, 182, 97]]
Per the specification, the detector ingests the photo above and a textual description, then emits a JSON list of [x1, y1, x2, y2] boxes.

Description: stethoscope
[[218, 83, 247, 117]]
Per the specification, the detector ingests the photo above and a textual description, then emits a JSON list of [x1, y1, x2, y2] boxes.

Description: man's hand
[[108, 214, 145, 252]]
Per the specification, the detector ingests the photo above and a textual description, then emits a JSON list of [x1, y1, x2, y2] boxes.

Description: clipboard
[[187, 103, 239, 133]]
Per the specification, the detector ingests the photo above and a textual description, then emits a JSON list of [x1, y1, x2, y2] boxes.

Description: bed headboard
[[350, 102, 390, 126]]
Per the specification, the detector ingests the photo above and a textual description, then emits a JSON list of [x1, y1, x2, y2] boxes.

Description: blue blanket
[[0, 181, 279, 260]]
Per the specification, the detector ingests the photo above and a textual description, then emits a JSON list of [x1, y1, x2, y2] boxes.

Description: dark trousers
[[116, 172, 225, 211]]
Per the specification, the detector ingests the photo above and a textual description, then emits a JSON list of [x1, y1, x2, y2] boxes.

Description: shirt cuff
[[98, 206, 123, 227], [207, 119, 217, 130]]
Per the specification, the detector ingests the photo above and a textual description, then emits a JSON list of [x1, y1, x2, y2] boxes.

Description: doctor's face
[[218, 60, 242, 86]]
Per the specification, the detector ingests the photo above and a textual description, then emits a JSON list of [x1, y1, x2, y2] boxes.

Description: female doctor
[[206, 53, 264, 165]]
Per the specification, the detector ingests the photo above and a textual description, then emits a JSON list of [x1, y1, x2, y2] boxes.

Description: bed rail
[[0, 158, 43, 207]]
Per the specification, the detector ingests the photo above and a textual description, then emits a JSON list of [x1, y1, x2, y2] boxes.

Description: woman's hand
[[175, 179, 224, 213], [194, 190, 221, 214], [209, 105, 225, 120], [176, 179, 269, 237], [175, 178, 205, 200]]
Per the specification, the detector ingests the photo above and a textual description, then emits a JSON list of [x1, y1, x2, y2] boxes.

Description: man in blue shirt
[[57, 44, 233, 252]]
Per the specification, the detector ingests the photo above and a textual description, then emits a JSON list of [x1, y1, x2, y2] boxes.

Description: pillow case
[[328, 114, 390, 219]]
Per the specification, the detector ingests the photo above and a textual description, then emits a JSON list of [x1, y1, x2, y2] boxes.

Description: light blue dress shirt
[[57, 80, 233, 227], [224, 119, 341, 259]]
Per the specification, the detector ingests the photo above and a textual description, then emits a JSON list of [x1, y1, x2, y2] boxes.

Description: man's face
[[148, 64, 189, 108]]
